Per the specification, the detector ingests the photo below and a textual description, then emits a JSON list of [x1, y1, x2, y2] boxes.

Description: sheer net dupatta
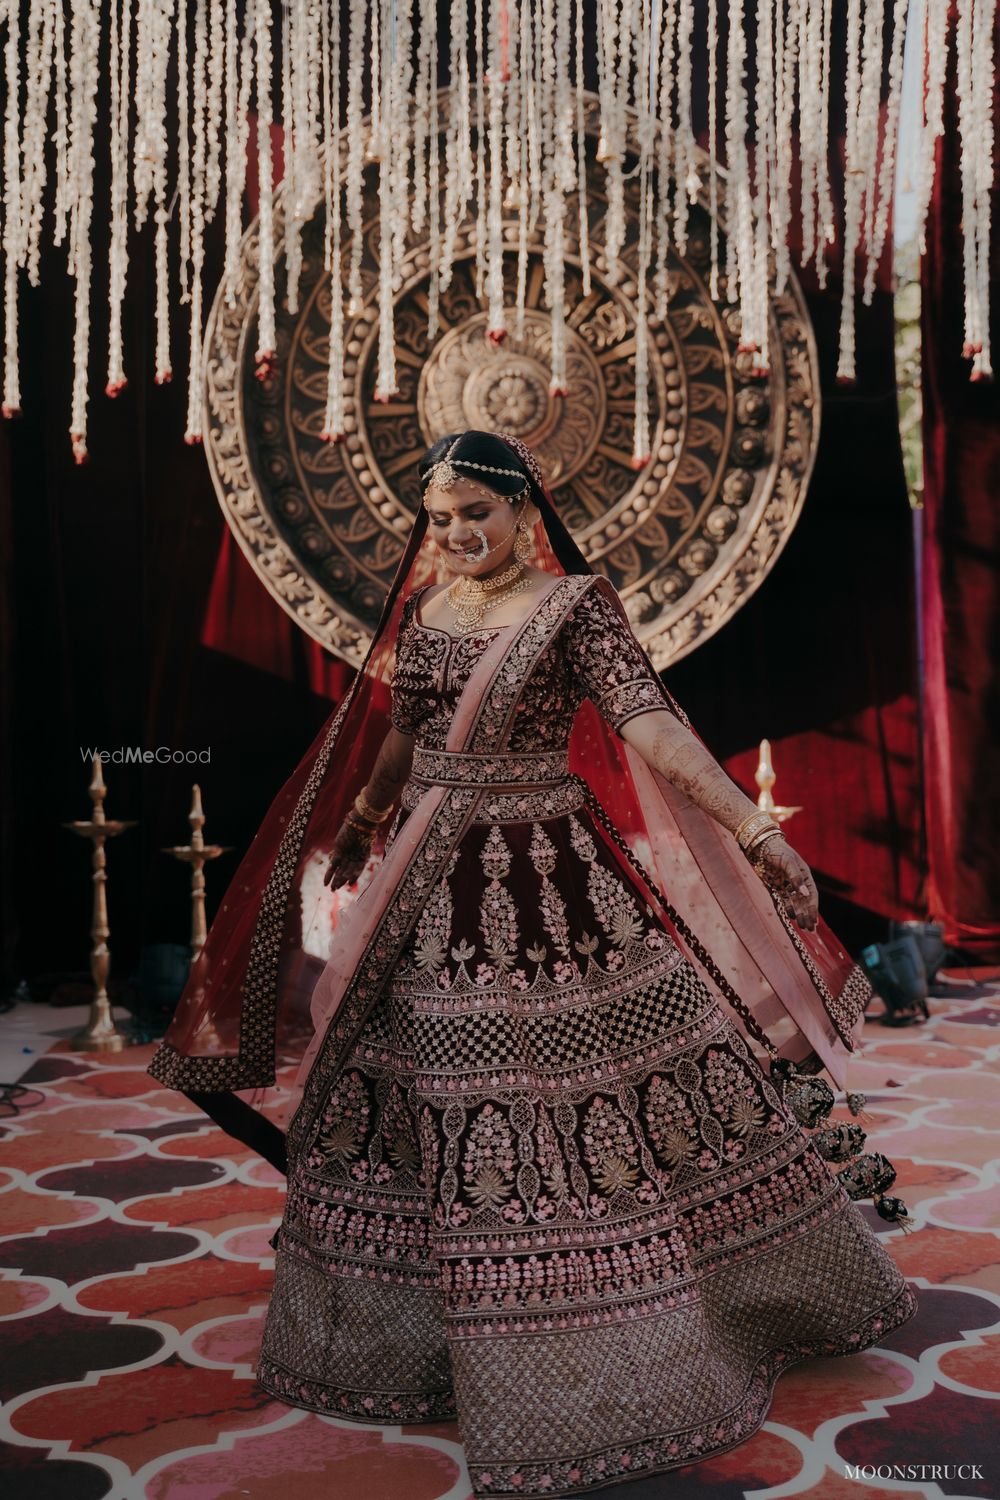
[[510, 464, 871, 1090], [145, 512, 446, 1163], [567, 581, 871, 1092]]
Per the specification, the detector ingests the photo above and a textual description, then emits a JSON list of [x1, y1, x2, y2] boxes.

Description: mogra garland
[[0, 0, 993, 465]]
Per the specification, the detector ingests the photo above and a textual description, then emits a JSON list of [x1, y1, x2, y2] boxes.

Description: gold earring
[[514, 518, 532, 564]]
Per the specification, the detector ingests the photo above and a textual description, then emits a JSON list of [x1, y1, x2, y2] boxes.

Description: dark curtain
[[1, 2, 922, 999], [0, 104, 337, 995], [920, 9, 1000, 957]]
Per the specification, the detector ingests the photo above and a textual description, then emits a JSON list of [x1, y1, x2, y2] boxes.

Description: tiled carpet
[[1, 977, 998, 1500]]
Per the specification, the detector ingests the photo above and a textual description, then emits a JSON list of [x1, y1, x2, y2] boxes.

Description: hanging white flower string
[[176, 0, 191, 312], [771, 0, 795, 298], [252, 0, 277, 381], [750, 0, 774, 375], [653, 0, 677, 323], [502, 0, 521, 225], [473, 0, 487, 299], [574, 0, 592, 299], [205, 0, 224, 226], [706, 0, 720, 302], [725, 0, 756, 366], [106, 0, 132, 402], [223, 0, 250, 310], [373, 0, 399, 402], [412, 0, 432, 237], [280, 2, 298, 316], [21, 0, 56, 289], [150, 0, 173, 386], [512, 0, 534, 341], [425, 2, 441, 342], [389, 0, 413, 289], [52, 0, 69, 252], [184, 0, 209, 444], [67, 0, 101, 463], [545, 0, 575, 393], [631, 0, 653, 469], [969, 0, 993, 379], [539, 0, 570, 397], [322, 0, 347, 442], [815, 0, 836, 287], [954, 0, 993, 379], [367, 0, 381, 160], [485, 0, 507, 344], [2, 0, 23, 420], [439, 0, 470, 298], [863, 0, 910, 307], [836, 0, 884, 384], [345, 0, 365, 316], [672, 0, 694, 258], [797, 0, 817, 273], [836, 0, 864, 384], [913, 0, 950, 260]]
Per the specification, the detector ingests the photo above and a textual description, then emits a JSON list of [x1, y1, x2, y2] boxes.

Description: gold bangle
[[354, 789, 392, 824], [735, 811, 780, 851], [734, 811, 761, 843], [747, 826, 785, 856], [344, 811, 377, 839]]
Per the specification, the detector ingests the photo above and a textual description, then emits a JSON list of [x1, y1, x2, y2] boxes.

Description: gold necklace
[[446, 562, 530, 633]]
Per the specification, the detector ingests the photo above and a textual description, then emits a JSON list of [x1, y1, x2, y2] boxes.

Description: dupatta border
[[286, 575, 592, 1163], [148, 693, 355, 1093]]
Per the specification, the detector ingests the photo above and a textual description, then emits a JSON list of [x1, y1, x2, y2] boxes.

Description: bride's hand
[[753, 835, 819, 931], [323, 817, 375, 890]]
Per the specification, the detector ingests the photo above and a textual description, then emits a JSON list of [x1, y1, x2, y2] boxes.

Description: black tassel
[[784, 1076, 836, 1128], [838, 1152, 897, 1201], [812, 1123, 867, 1162], [875, 1194, 913, 1230]]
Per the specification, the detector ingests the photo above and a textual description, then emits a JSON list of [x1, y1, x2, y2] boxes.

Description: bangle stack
[[734, 810, 784, 859], [345, 789, 392, 838]]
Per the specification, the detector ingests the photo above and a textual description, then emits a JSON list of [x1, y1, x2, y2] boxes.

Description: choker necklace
[[446, 561, 530, 633]]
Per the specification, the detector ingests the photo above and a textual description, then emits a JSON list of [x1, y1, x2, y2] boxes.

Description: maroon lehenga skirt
[[257, 793, 915, 1498]]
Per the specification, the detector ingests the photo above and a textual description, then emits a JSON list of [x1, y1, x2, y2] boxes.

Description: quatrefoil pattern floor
[[2, 979, 998, 1500]]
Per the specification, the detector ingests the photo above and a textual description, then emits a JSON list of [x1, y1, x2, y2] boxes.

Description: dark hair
[[418, 429, 537, 505]]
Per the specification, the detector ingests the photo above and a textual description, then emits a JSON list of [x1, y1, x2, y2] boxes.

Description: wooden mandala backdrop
[[203, 93, 820, 670]]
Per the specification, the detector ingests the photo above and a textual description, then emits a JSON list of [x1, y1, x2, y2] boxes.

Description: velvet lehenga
[[254, 573, 916, 1498]]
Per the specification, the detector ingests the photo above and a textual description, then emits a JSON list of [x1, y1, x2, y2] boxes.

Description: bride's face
[[423, 477, 520, 574]]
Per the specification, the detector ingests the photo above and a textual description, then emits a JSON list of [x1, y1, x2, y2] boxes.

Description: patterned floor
[[1, 978, 998, 1500]]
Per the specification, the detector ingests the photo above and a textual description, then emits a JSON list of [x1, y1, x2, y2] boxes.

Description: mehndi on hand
[[751, 834, 819, 931], [323, 814, 377, 890]]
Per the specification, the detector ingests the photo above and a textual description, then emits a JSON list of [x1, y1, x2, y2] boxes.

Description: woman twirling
[[149, 429, 915, 1498]]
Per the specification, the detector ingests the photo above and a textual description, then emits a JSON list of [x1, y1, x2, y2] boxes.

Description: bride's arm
[[324, 728, 415, 890], [363, 726, 415, 812], [618, 709, 819, 930]]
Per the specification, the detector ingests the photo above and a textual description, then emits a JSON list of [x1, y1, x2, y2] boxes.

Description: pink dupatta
[[281, 579, 567, 1128]]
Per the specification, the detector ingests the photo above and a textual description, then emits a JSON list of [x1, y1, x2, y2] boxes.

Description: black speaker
[[860, 932, 930, 1025], [888, 919, 947, 986]]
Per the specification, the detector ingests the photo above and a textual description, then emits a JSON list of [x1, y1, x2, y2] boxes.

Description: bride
[[150, 427, 914, 1498]]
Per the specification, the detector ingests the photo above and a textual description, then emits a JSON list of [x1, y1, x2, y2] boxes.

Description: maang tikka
[[425, 435, 531, 499]]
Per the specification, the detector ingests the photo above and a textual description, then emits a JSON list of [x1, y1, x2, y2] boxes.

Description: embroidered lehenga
[[149, 483, 915, 1499]]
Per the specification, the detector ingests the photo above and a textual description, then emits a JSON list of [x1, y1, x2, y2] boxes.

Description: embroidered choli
[[389, 578, 667, 749]]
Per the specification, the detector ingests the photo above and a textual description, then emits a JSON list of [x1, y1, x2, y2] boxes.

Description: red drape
[[202, 531, 352, 701], [920, 9, 1000, 955]]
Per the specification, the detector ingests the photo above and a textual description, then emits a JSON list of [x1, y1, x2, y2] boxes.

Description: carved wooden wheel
[[204, 93, 819, 669]]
